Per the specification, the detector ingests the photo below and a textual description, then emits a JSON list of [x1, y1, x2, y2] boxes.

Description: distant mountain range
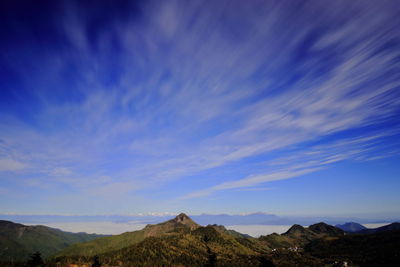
[[353, 222, 400, 234], [0, 220, 105, 262], [335, 222, 367, 232], [1, 215, 399, 266], [1, 212, 395, 226], [336, 221, 400, 234]]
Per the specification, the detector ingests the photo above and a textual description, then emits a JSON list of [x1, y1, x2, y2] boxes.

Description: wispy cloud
[[0, 157, 27, 172], [0, 0, 399, 213], [180, 168, 321, 200], [181, 131, 399, 199]]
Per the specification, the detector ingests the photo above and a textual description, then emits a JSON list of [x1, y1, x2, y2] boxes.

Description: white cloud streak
[[181, 130, 400, 199], [0, 0, 399, 209]]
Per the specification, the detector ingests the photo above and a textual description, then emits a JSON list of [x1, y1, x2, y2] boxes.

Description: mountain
[[283, 224, 311, 236], [335, 222, 367, 232], [0, 220, 104, 262], [53, 214, 274, 266], [335, 222, 400, 234], [208, 224, 252, 239], [5, 215, 399, 266], [355, 222, 400, 234], [56, 213, 201, 257], [92, 226, 272, 266], [260, 222, 344, 248], [308, 222, 344, 236], [53, 216, 351, 266]]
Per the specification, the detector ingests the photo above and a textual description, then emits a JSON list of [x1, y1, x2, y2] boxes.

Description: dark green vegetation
[[0, 220, 105, 262], [259, 222, 344, 248], [26, 252, 45, 267], [1, 215, 399, 266], [55, 225, 273, 266], [305, 228, 400, 266]]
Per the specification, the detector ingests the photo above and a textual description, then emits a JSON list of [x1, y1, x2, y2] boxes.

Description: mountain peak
[[283, 224, 307, 235], [174, 213, 190, 222], [308, 222, 344, 236], [142, 213, 199, 237], [172, 213, 199, 228]]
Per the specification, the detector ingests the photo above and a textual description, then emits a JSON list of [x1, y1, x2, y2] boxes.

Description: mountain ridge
[[56, 213, 202, 257], [3, 213, 393, 226], [0, 220, 105, 261], [2, 215, 400, 266], [355, 222, 400, 234], [335, 222, 367, 232], [53, 214, 275, 266]]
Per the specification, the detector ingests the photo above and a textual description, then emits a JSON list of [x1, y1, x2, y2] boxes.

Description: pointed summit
[[171, 213, 199, 229], [143, 213, 200, 235], [174, 213, 190, 223], [283, 224, 308, 236]]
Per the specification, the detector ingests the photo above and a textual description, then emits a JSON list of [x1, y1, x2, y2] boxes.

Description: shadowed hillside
[[0, 220, 105, 262], [305, 229, 400, 266], [259, 222, 344, 248]]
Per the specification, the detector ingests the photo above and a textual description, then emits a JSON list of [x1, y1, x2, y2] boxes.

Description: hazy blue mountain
[[355, 222, 400, 234], [191, 213, 283, 225], [335, 222, 367, 232]]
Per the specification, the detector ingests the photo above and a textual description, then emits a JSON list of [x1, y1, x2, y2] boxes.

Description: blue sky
[[0, 0, 400, 219]]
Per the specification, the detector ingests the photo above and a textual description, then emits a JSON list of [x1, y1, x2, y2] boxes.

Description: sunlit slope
[[96, 225, 270, 267], [55, 219, 271, 266], [57, 213, 201, 257]]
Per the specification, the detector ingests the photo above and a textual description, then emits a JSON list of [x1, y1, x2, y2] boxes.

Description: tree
[[205, 247, 216, 267], [27, 252, 44, 267], [91, 256, 101, 267]]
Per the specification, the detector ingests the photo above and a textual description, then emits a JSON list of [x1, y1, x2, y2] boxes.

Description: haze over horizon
[[1, 0, 400, 221]]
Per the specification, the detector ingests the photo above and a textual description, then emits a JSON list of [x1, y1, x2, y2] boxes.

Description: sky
[[0, 0, 400, 219]]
